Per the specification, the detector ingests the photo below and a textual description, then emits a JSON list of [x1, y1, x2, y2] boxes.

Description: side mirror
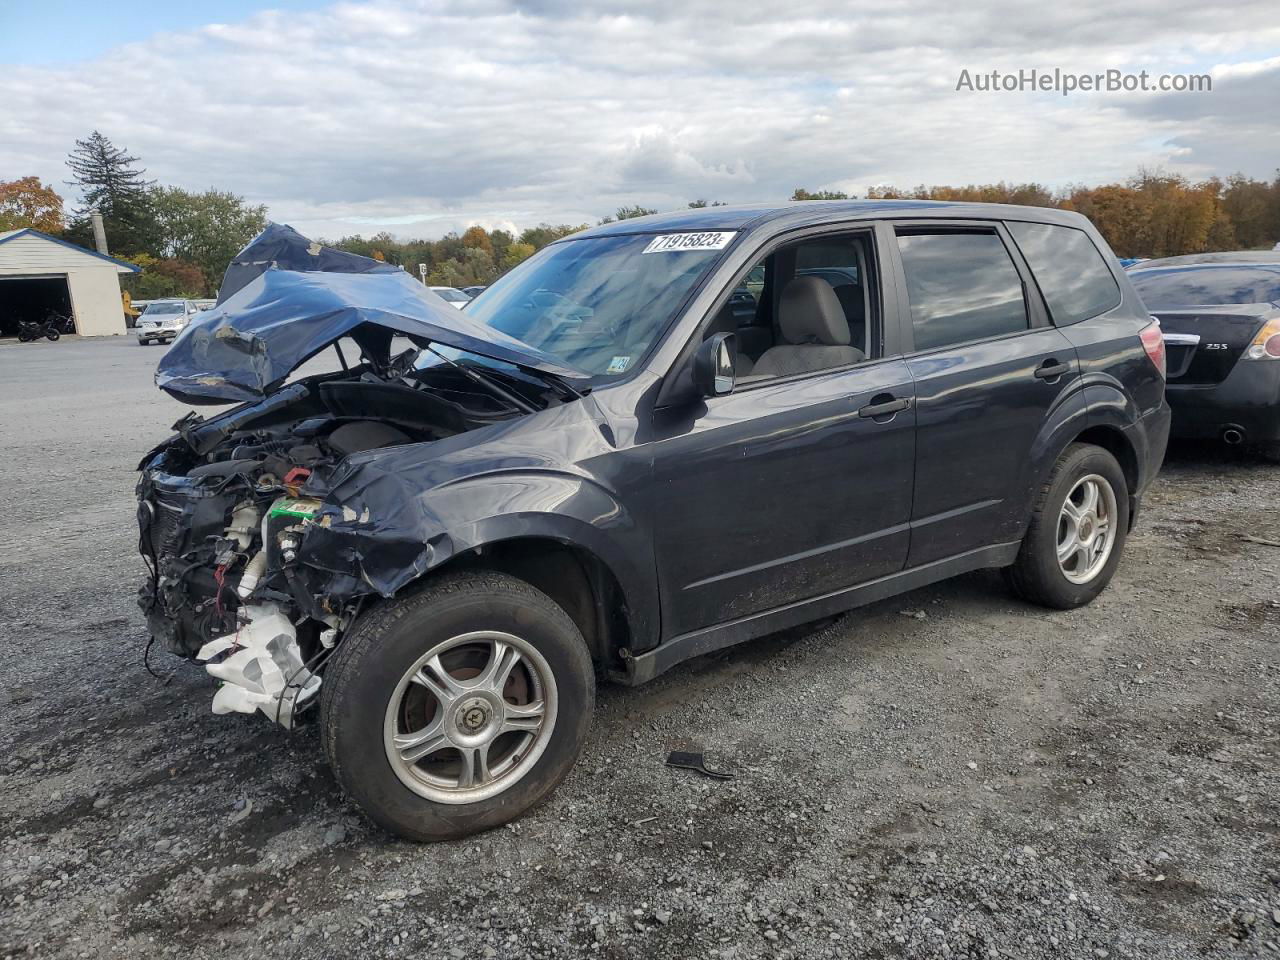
[[693, 332, 737, 398]]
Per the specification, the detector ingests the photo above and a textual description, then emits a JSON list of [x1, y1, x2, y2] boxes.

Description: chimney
[[90, 211, 109, 256]]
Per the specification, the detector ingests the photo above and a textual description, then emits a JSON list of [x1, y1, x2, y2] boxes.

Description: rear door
[[883, 221, 1082, 566]]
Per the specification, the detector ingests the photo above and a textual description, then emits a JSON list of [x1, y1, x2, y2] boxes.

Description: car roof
[[568, 199, 1092, 242], [1129, 250, 1280, 272]]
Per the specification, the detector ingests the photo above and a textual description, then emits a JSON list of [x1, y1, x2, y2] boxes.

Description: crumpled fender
[[292, 410, 659, 650]]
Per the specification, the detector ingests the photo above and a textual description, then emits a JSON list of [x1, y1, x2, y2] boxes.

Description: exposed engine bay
[[137, 354, 546, 725], [137, 222, 592, 729]]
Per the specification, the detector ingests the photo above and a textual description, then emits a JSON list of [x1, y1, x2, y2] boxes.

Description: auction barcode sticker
[[642, 231, 736, 254]]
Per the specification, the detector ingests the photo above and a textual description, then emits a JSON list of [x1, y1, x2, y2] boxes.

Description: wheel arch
[[1072, 424, 1139, 496], [426, 534, 638, 673], [1021, 390, 1143, 541]]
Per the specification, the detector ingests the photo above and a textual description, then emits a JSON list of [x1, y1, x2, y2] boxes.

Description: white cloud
[[1, 0, 1277, 240]]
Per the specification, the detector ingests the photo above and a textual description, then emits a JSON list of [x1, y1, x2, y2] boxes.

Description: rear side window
[[896, 231, 1028, 351], [1007, 221, 1120, 324]]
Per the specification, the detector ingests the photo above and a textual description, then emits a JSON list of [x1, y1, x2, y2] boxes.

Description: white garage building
[[0, 228, 139, 338]]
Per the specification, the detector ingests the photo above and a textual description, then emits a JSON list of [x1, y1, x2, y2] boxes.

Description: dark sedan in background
[[1128, 252, 1280, 461]]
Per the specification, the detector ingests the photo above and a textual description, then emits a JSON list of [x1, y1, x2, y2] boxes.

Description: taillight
[[1245, 317, 1280, 360], [1139, 321, 1166, 379]]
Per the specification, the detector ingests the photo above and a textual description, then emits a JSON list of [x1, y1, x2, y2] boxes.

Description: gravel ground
[[2, 337, 1278, 960]]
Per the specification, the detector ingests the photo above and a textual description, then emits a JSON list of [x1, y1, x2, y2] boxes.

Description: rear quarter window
[[1007, 221, 1121, 325]]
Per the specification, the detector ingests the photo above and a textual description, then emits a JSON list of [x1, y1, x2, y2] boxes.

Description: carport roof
[[0, 227, 141, 272]]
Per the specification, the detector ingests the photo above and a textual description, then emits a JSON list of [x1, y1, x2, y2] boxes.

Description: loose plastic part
[[237, 549, 267, 599], [196, 603, 320, 728]]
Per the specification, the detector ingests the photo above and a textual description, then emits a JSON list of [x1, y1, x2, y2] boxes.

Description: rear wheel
[[1005, 443, 1130, 609], [45, 329, 60, 342], [321, 571, 594, 841]]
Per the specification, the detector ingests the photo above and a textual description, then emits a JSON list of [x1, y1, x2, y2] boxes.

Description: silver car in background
[[136, 299, 201, 345]]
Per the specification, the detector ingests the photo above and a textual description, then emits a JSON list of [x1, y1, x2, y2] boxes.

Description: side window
[[711, 232, 877, 383], [1006, 221, 1121, 325], [896, 230, 1028, 352]]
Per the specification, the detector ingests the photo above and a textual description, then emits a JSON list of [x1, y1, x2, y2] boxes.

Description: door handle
[[858, 395, 912, 419], [1034, 359, 1071, 380]]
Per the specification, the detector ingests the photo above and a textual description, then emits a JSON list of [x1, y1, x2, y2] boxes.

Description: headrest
[[778, 276, 850, 346]]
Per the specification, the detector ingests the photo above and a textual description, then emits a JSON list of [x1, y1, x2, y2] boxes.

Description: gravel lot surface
[[2, 337, 1277, 960]]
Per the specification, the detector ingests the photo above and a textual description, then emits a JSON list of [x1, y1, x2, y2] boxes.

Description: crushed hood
[[215, 222, 402, 304], [156, 224, 587, 405]]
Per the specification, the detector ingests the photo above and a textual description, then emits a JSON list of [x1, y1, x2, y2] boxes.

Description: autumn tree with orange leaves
[[0, 176, 65, 233]]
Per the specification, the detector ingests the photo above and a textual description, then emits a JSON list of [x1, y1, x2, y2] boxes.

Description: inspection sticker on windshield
[[642, 231, 736, 254], [607, 355, 632, 373]]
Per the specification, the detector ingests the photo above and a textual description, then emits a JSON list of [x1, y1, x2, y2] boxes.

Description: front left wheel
[[321, 570, 595, 841]]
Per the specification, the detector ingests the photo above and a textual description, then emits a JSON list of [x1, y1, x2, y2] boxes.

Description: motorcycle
[[17, 318, 62, 342], [16, 311, 73, 342]]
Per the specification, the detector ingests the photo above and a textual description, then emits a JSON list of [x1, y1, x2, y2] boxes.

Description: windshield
[[455, 233, 730, 377], [143, 302, 184, 315], [433, 288, 470, 302], [1131, 265, 1280, 309]]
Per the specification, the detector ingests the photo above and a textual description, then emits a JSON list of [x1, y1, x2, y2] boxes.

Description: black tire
[[45, 330, 59, 342], [18, 331, 33, 343], [321, 570, 595, 841], [1004, 443, 1130, 609]]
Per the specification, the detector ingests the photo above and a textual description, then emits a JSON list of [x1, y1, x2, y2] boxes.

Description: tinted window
[[1007, 221, 1120, 324], [1129, 265, 1280, 308], [897, 232, 1028, 351]]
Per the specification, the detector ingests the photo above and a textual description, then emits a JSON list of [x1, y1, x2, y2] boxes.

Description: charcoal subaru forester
[[137, 207, 1170, 840]]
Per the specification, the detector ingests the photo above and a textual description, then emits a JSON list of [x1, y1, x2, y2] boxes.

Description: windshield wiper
[[420, 344, 539, 415], [526, 368, 587, 402]]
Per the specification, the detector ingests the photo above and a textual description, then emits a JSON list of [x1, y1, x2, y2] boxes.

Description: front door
[[648, 227, 916, 638], [649, 361, 916, 636]]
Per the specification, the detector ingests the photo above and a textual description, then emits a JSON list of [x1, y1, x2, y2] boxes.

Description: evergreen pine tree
[[64, 131, 157, 256]]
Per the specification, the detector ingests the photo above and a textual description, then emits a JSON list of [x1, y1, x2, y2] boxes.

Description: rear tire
[[46, 330, 59, 342], [1005, 443, 1130, 609], [321, 570, 595, 841]]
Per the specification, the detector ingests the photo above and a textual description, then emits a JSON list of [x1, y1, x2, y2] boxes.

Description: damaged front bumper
[[136, 441, 355, 729]]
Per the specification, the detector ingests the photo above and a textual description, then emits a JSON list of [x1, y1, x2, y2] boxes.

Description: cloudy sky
[[1, 0, 1277, 240]]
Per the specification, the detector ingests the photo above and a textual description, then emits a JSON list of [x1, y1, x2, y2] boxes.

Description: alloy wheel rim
[[383, 630, 558, 804], [1056, 474, 1118, 584]]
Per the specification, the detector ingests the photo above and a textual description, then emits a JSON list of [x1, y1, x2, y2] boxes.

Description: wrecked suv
[[138, 209, 1170, 841]]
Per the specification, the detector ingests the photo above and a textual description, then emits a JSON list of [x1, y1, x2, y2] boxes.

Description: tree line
[[796, 172, 1280, 258], [2, 130, 1277, 303]]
